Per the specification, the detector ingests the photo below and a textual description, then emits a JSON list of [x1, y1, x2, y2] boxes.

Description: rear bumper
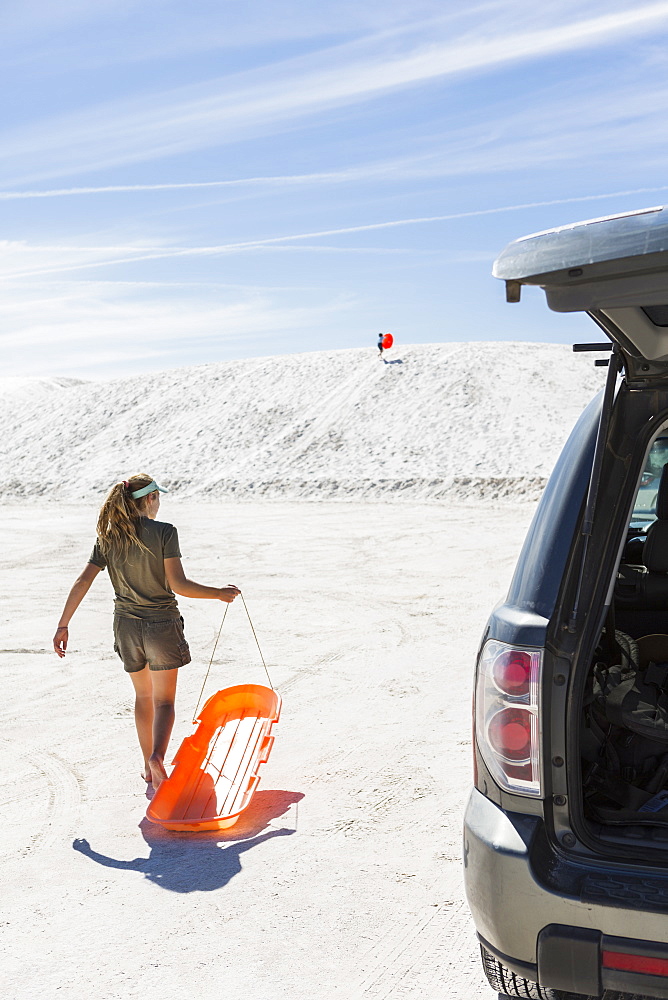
[[463, 787, 668, 997], [481, 925, 668, 999]]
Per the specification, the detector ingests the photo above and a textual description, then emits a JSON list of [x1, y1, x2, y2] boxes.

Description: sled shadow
[[72, 789, 303, 893]]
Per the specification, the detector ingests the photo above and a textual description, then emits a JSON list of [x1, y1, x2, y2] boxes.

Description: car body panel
[[464, 789, 668, 964]]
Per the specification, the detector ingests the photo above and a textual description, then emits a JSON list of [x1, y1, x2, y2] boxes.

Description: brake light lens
[[603, 950, 668, 977], [475, 640, 542, 797], [488, 708, 532, 760], [492, 649, 531, 697]]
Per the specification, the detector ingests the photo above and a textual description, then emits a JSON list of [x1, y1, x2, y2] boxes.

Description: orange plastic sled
[[146, 684, 281, 832]]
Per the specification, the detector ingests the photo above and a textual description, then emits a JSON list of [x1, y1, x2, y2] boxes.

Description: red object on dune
[[146, 683, 281, 831], [382, 334, 393, 349]]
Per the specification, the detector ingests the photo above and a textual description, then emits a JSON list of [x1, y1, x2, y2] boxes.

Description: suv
[[464, 206, 668, 1000]]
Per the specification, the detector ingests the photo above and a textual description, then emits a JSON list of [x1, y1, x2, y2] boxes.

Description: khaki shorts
[[113, 615, 191, 672]]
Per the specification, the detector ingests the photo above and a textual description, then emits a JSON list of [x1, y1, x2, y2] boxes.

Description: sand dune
[[0, 343, 604, 502]]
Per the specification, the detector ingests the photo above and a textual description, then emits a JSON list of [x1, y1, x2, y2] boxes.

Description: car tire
[[480, 944, 587, 1000]]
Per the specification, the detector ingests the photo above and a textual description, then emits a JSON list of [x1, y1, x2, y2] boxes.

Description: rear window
[[631, 435, 668, 526], [505, 393, 600, 619]]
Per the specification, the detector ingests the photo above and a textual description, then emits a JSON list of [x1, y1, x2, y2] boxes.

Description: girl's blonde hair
[[96, 473, 157, 559]]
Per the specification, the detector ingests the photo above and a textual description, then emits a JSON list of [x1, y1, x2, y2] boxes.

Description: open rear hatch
[[495, 206, 668, 859], [494, 205, 668, 380]]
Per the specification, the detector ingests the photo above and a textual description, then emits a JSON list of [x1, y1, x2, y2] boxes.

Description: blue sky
[[5, 0, 668, 378]]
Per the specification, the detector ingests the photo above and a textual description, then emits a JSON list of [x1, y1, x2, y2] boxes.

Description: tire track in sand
[[0, 739, 82, 858], [352, 898, 473, 999]]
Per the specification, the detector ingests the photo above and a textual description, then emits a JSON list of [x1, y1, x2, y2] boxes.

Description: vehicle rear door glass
[[632, 436, 668, 526]]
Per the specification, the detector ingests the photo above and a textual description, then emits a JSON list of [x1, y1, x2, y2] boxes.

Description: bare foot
[[141, 766, 151, 783], [148, 753, 168, 790]]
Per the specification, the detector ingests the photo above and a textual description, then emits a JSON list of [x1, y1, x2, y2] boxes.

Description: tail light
[[475, 640, 542, 797], [603, 950, 668, 977]]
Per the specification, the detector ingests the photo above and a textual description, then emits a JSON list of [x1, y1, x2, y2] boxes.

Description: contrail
[[5, 186, 668, 280], [0, 178, 667, 207], [0, 171, 362, 200]]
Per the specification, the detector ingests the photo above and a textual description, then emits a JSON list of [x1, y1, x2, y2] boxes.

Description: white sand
[[0, 343, 604, 503], [0, 498, 535, 1000], [0, 342, 607, 997]]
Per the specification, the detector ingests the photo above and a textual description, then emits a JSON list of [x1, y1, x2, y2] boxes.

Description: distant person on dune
[[53, 474, 240, 790], [378, 332, 384, 357]]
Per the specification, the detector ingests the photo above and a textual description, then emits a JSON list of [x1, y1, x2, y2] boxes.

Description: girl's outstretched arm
[[53, 562, 102, 657], [164, 557, 240, 602]]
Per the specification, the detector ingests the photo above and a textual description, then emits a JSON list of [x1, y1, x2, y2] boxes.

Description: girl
[[53, 473, 239, 789]]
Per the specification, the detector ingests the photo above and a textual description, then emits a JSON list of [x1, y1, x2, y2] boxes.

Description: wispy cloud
[[401, 79, 668, 181], [1, 2, 667, 185], [2, 279, 355, 377], [0, 0, 461, 68], [3, 93, 668, 203]]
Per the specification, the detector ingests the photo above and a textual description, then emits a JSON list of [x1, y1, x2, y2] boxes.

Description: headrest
[[644, 518, 668, 573], [656, 463, 668, 521]]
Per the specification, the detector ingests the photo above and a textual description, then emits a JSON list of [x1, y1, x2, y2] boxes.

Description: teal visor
[[131, 480, 168, 500]]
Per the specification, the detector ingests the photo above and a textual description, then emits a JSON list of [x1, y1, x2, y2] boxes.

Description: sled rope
[[192, 604, 229, 723], [241, 592, 274, 692], [192, 593, 273, 723]]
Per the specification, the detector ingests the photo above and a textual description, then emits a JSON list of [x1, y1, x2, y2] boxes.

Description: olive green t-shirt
[[89, 517, 182, 620]]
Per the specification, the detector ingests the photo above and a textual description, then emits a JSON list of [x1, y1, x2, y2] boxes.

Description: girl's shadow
[[73, 789, 303, 893]]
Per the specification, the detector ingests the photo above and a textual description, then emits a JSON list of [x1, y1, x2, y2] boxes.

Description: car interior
[[581, 434, 668, 845]]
